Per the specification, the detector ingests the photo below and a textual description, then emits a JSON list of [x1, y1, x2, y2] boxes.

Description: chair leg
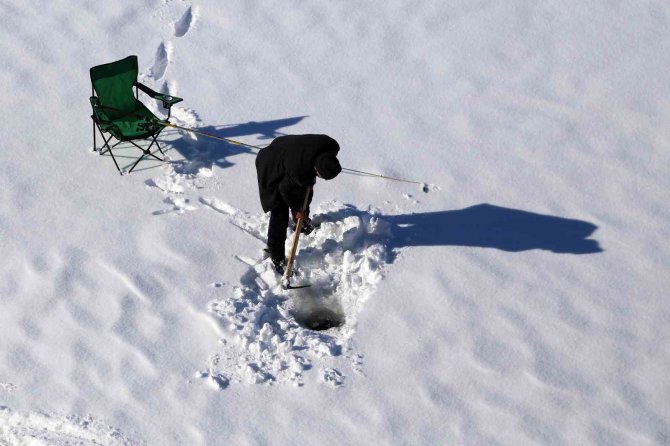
[[108, 147, 122, 174], [99, 135, 112, 155], [127, 156, 143, 174], [105, 139, 122, 174], [93, 123, 122, 174], [127, 139, 164, 174]]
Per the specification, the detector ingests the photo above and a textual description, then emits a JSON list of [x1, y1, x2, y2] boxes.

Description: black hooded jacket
[[255, 134, 340, 212]]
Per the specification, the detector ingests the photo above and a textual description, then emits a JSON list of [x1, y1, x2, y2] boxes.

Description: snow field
[[1, 0, 670, 444]]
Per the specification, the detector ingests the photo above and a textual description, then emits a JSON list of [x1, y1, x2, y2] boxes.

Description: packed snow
[[1, 0, 669, 445]]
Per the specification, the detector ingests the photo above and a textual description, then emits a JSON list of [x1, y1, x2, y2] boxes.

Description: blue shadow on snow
[[386, 204, 602, 254], [162, 116, 307, 172]]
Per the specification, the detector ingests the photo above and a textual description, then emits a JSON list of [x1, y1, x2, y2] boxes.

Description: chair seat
[[107, 104, 164, 141]]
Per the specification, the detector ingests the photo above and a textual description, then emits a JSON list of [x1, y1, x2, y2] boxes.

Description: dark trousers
[[266, 195, 312, 260], [267, 203, 290, 259]]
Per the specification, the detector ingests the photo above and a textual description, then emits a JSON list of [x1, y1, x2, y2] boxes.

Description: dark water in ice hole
[[290, 286, 345, 331]]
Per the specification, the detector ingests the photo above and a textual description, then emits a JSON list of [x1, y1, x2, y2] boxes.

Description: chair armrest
[[90, 96, 114, 130], [134, 82, 183, 108]]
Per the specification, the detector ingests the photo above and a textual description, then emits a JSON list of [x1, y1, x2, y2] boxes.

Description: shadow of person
[[161, 116, 307, 173], [386, 204, 602, 254]]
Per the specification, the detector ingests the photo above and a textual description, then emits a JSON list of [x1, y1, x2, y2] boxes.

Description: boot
[[289, 216, 315, 235], [263, 248, 286, 274]]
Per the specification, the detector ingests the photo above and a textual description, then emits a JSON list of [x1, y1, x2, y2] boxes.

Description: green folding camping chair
[[89, 55, 183, 174]]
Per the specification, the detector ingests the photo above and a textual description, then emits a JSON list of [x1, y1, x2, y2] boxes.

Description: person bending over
[[255, 134, 341, 273]]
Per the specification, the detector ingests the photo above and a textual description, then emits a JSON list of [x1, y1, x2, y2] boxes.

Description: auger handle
[[282, 186, 312, 287]]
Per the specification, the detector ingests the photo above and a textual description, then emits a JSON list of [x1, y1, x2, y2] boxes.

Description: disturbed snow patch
[[0, 383, 15, 393], [204, 201, 392, 387], [0, 406, 137, 446]]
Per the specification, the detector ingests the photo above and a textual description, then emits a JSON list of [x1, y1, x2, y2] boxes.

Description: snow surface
[[1, 0, 670, 444]]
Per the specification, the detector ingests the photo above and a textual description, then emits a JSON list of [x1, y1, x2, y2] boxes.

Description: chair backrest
[[90, 55, 139, 118]]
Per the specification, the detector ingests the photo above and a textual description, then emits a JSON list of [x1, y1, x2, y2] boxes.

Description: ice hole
[[294, 307, 345, 331], [290, 286, 345, 331]]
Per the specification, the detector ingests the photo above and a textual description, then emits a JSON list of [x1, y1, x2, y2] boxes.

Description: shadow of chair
[[161, 116, 308, 174]]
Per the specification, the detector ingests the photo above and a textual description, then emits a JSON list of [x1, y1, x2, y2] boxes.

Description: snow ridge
[[0, 406, 138, 446]]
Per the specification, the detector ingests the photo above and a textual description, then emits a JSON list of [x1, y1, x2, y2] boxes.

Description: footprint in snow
[[152, 196, 196, 215], [0, 382, 16, 393], [174, 6, 198, 37], [150, 41, 172, 81], [196, 371, 229, 390], [322, 368, 345, 387]]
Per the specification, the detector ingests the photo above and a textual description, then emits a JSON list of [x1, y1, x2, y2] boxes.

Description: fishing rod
[[164, 124, 431, 191], [161, 121, 266, 150], [95, 104, 431, 190], [340, 167, 430, 192]]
